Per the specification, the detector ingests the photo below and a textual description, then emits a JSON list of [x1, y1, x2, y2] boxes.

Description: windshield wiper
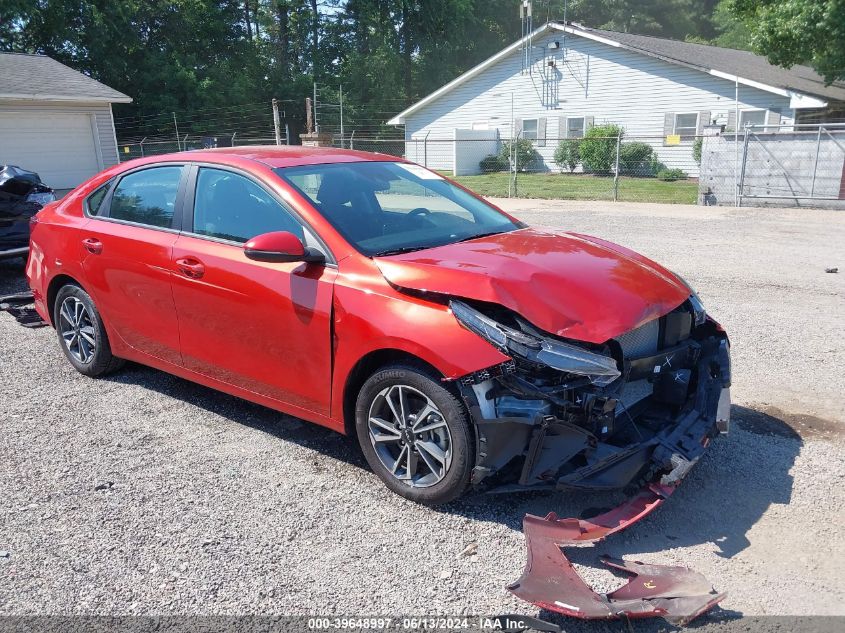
[[373, 246, 427, 257], [455, 230, 505, 243]]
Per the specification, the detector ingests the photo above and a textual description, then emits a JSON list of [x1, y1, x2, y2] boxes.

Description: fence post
[[613, 132, 621, 201], [172, 112, 181, 151], [737, 126, 751, 207], [139, 137, 146, 158], [423, 131, 430, 168], [272, 98, 282, 146], [810, 124, 823, 197], [232, 132, 237, 146]]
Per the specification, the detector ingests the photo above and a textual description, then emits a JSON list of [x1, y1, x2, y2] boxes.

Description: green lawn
[[445, 172, 699, 204]]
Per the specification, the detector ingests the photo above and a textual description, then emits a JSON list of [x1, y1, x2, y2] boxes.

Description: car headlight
[[25, 191, 56, 206], [450, 300, 621, 387]]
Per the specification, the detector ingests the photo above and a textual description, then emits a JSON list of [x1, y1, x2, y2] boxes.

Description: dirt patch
[[736, 405, 843, 441]]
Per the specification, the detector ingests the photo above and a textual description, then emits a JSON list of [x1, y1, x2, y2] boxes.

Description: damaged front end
[[451, 297, 731, 495]]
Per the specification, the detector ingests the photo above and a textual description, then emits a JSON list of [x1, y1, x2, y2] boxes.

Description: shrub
[[656, 168, 688, 181], [619, 142, 654, 175], [553, 139, 581, 172], [649, 155, 667, 175], [500, 138, 540, 172], [479, 154, 508, 173], [579, 124, 623, 174], [692, 137, 703, 165]]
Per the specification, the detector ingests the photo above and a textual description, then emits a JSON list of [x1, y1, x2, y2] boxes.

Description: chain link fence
[[335, 134, 701, 204], [116, 135, 280, 161]]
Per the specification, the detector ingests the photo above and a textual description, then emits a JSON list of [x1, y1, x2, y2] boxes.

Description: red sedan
[[27, 147, 730, 505]]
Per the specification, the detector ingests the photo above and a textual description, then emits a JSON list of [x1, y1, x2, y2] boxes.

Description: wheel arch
[[46, 273, 84, 326], [342, 348, 444, 436]]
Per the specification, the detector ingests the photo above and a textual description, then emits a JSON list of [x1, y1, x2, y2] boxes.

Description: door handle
[[175, 257, 205, 279], [82, 238, 103, 255]]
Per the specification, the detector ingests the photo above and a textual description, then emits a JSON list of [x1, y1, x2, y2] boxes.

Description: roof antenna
[[520, 0, 533, 74]]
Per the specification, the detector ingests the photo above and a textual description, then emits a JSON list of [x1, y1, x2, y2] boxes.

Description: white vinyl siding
[[403, 29, 793, 175]]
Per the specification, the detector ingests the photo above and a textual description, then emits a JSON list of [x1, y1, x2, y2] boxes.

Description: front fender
[[330, 266, 508, 422]]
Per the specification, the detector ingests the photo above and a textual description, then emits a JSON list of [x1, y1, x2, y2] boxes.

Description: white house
[[0, 53, 132, 189], [388, 22, 845, 176]]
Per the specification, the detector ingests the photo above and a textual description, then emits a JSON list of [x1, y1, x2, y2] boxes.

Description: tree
[[728, 0, 845, 84]]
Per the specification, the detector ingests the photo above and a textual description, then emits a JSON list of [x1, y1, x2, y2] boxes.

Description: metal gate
[[738, 123, 845, 204]]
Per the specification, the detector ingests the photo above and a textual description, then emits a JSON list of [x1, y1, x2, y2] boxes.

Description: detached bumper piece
[[508, 533, 725, 625]]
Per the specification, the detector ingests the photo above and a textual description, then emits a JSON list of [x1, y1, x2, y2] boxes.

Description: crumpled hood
[[374, 227, 690, 343]]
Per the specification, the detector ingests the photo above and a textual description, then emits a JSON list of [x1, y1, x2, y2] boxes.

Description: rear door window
[[109, 166, 183, 228]]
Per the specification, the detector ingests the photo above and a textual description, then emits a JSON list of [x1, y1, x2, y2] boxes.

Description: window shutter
[[513, 118, 523, 140], [558, 115, 567, 139], [766, 109, 781, 126], [663, 113, 674, 137], [584, 115, 594, 130], [663, 113, 674, 146], [726, 110, 737, 132], [697, 111, 710, 135], [537, 117, 547, 146]]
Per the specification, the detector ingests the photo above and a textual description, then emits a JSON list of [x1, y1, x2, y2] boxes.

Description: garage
[[0, 112, 102, 189], [0, 53, 131, 190]]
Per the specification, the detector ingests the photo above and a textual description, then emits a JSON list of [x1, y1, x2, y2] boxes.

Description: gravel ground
[[1, 201, 843, 625]]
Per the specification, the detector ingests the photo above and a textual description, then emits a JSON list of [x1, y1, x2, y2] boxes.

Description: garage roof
[[0, 53, 132, 103]]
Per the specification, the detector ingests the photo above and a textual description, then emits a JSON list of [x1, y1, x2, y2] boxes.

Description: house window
[[522, 119, 538, 140], [566, 117, 585, 138], [740, 109, 767, 129], [673, 113, 698, 140]]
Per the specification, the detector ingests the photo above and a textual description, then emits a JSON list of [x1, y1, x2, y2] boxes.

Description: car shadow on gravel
[[102, 363, 370, 468], [445, 405, 802, 562], [103, 363, 802, 564]]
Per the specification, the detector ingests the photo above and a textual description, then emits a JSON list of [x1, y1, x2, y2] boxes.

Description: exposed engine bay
[[451, 297, 731, 493]]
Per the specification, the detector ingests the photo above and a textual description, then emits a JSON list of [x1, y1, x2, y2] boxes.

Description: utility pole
[[272, 98, 282, 145], [172, 112, 181, 151]]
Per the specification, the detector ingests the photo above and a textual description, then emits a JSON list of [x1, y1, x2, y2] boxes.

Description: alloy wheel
[[58, 296, 96, 364], [367, 384, 453, 488]]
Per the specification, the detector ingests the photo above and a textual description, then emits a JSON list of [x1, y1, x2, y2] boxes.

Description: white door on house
[[0, 111, 102, 189]]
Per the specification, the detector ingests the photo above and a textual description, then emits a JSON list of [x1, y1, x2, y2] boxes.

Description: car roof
[[148, 145, 406, 169]]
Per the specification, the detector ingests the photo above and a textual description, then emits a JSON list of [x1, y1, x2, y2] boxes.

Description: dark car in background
[[0, 165, 55, 260]]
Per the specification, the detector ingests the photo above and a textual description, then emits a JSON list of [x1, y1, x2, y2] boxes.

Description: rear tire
[[355, 364, 473, 505], [53, 284, 124, 377]]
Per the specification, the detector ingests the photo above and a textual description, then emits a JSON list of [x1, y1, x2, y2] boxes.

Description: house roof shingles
[[579, 25, 845, 103], [0, 52, 131, 103]]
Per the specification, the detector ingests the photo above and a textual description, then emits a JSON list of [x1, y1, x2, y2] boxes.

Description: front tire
[[53, 284, 124, 377], [355, 364, 473, 505]]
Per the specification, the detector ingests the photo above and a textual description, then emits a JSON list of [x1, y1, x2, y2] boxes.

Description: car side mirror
[[243, 231, 325, 264]]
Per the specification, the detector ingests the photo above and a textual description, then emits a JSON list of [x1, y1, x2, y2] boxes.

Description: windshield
[[276, 161, 521, 256]]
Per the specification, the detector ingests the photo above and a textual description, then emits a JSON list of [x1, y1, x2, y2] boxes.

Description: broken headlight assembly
[[450, 300, 621, 387]]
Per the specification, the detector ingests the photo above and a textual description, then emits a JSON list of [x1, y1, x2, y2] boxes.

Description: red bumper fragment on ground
[[521, 482, 676, 544], [508, 538, 725, 625], [509, 482, 725, 625]]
